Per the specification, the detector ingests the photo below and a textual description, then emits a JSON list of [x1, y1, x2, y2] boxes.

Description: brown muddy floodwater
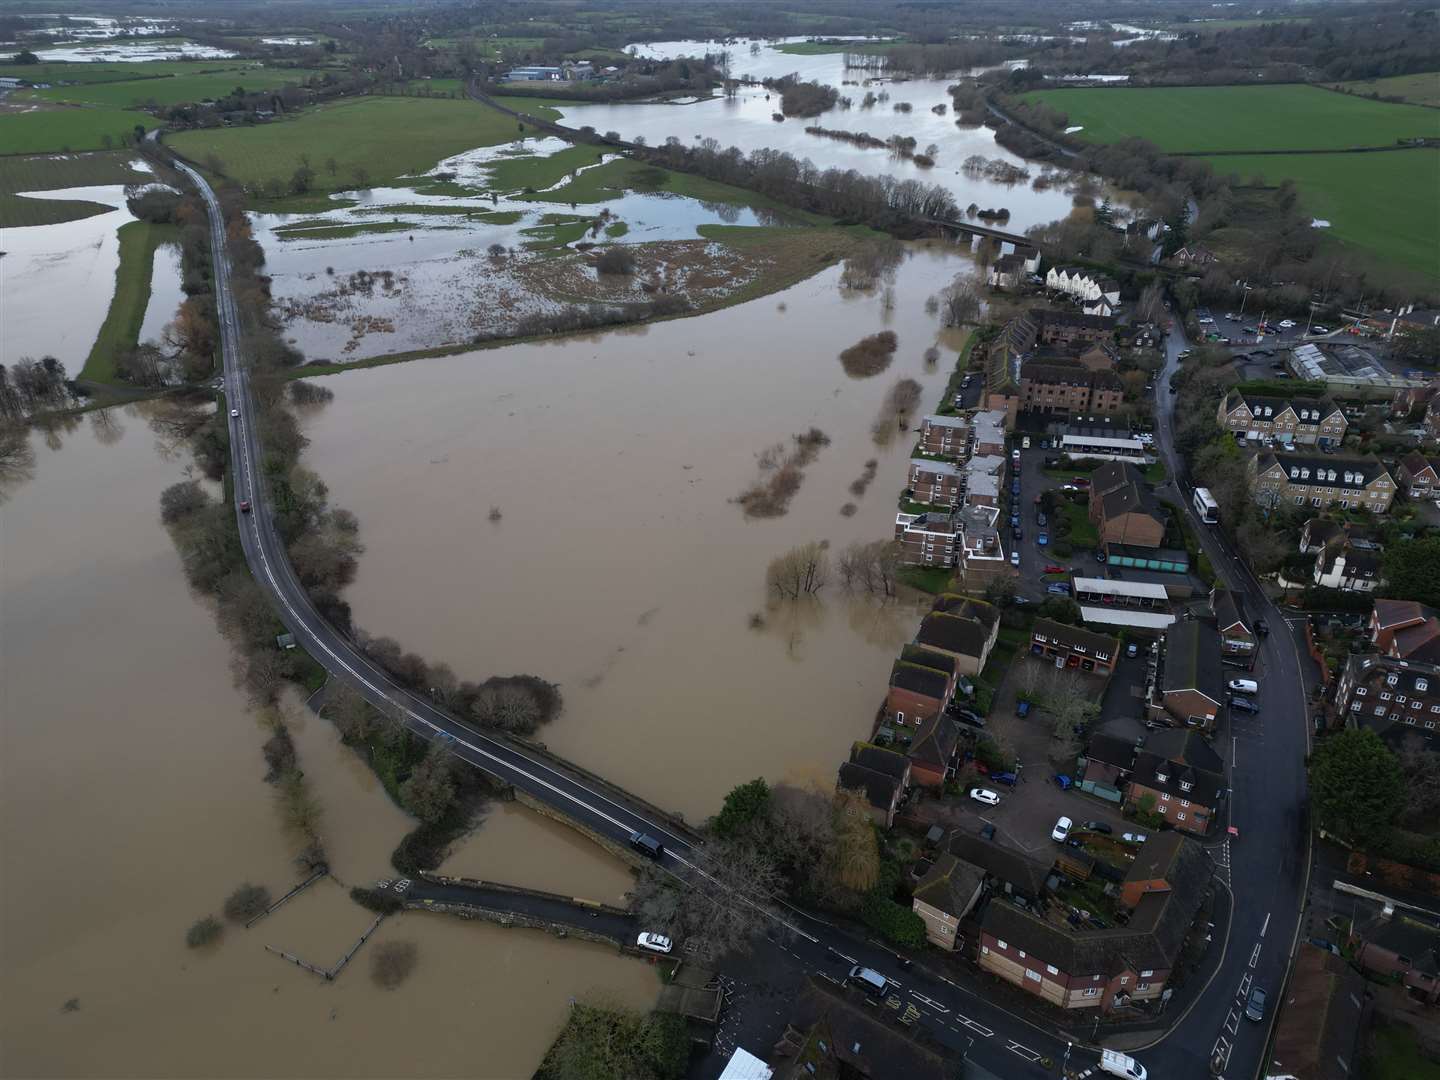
[[299, 242, 973, 824], [0, 408, 655, 1078]]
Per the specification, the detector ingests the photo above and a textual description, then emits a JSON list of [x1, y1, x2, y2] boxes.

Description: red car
[[1072, 477, 1091, 487], [1043, 564, 1066, 575], [239, 500, 252, 513]]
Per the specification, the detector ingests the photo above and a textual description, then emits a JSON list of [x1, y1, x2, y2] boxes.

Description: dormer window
[[1179, 780, 1193, 792], [1289, 468, 1300, 479], [1156, 771, 1169, 783], [1418, 679, 1429, 692], [1388, 674, 1399, 686], [1301, 469, 1311, 480]]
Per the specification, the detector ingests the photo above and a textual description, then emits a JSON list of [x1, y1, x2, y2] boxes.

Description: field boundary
[[80, 219, 178, 384]]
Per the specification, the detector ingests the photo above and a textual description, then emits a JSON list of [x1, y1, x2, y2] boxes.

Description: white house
[[1046, 265, 1121, 310]]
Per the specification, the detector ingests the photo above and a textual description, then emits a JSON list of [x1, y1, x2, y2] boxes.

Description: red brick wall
[[886, 685, 945, 726]]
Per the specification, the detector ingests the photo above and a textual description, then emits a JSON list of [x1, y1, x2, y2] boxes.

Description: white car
[[969, 788, 1001, 807], [1051, 816, 1073, 842], [1278, 319, 1295, 328], [230, 408, 240, 418], [1010, 551, 1020, 567], [636, 932, 673, 954], [1121, 831, 1149, 845]]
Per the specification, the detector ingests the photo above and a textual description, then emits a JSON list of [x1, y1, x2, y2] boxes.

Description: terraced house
[[909, 458, 963, 507], [894, 511, 960, 568], [916, 595, 1001, 676], [1215, 391, 1347, 447], [918, 414, 970, 459], [1335, 652, 1440, 757], [885, 646, 958, 728], [1250, 452, 1396, 514], [1125, 730, 1224, 836], [1019, 359, 1124, 416]]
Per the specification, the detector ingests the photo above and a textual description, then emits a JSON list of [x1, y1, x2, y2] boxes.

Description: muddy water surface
[[0, 409, 656, 1078], [300, 243, 972, 822]]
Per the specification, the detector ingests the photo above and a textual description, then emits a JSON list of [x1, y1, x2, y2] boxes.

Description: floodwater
[[555, 37, 1089, 231], [30, 41, 237, 61], [255, 139, 796, 362], [0, 408, 657, 1077], [300, 241, 973, 822], [137, 239, 183, 345], [0, 183, 136, 370]]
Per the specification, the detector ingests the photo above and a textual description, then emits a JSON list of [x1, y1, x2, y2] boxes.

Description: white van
[[1099, 1049, 1148, 1080], [1228, 678, 1259, 695]]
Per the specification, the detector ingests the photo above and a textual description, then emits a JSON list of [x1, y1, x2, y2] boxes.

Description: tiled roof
[[891, 661, 950, 701], [931, 594, 1001, 633], [908, 714, 960, 770], [1210, 589, 1250, 635], [1032, 617, 1120, 658], [1140, 729, 1223, 773], [900, 644, 959, 677], [913, 852, 986, 916], [946, 831, 1052, 898], [1130, 750, 1223, 808], [917, 611, 990, 660], [850, 743, 911, 781], [837, 762, 900, 812], [1255, 451, 1391, 490], [1162, 619, 1224, 704], [1372, 598, 1431, 630]]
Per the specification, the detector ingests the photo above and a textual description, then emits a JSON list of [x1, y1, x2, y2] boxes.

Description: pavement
[[182, 159, 1321, 1080]]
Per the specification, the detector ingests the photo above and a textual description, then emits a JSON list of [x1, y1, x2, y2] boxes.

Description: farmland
[[0, 151, 153, 227], [1202, 150, 1440, 283], [169, 96, 521, 193], [0, 106, 160, 155], [1328, 72, 1440, 109], [2, 60, 264, 85], [1020, 84, 1440, 152], [26, 68, 329, 108]]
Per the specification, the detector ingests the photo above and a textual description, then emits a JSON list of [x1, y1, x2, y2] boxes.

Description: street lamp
[[1237, 281, 1253, 319]]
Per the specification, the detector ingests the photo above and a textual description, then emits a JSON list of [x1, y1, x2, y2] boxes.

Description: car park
[[969, 788, 1001, 807], [637, 932, 673, 954], [1051, 816, 1073, 842], [1121, 832, 1148, 845], [1245, 986, 1267, 1022]]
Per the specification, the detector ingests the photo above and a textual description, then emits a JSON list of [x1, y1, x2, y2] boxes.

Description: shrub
[[185, 915, 223, 948], [371, 940, 418, 989], [860, 890, 927, 947], [222, 883, 272, 923], [839, 331, 899, 378], [351, 886, 405, 915], [595, 247, 637, 275]]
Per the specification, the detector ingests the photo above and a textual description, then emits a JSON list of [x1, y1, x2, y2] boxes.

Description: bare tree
[[829, 787, 881, 891], [836, 540, 900, 598], [766, 541, 829, 601], [940, 274, 981, 327], [399, 742, 457, 824], [629, 840, 782, 958], [371, 940, 418, 989]]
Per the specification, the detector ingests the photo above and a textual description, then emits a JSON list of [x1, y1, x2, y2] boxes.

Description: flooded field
[[1, 182, 138, 369], [0, 408, 656, 1078], [257, 141, 801, 361], [300, 241, 972, 822], [138, 238, 184, 345], [552, 37, 1091, 231]]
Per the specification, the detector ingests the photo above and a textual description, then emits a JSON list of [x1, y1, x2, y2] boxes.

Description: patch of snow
[[1065, 126, 1085, 134], [1311, 219, 1331, 228]]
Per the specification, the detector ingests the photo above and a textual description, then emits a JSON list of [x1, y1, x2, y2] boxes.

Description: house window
[[1380, 692, 1392, 702], [1180, 781, 1193, 792], [1119, 976, 1130, 986], [1388, 674, 1399, 686], [1156, 771, 1169, 783], [1141, 969, 1154, 977], [997, 940, 1008, 951], [1418, 679, 1429, 692], [1375, 705, 1386, 716], [1351, 703, 1362, 712], [981, 945, 990, 956], [1137, 982, 1151, 992], [1181, 800, 1190, 808], [1018, 950, 1027, 959], [1046, 964, 1059, 975], [1356, 687, 1367, 696], [1025, 969, 1042, 983], [896, 711, 906, 724], [1081, 988, 1099, 998], [1177, 813, 1186, 821], [1161, 793, 1171, 802]]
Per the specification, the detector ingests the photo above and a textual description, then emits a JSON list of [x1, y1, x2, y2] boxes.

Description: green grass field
[[1361, 1019, 1440, 1080], [1021, 85, 1440, 152], [82, 220, 178, 384], [484, 142, 606, 191], [1202, 149, 1440, 283], [169, 96, 521, 192], [0, 106, 160, 154], [774, 41, 900, 56], [487, 94, 570, 122], [3, 60, 265, 85], [27, 68, 328, 108], [1330, 72, 1440, 109], [0, 151, 151, 227]]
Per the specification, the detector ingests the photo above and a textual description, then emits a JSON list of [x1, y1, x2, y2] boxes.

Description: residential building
[[885, 646, 957, 727], [907, 713, 961, 788], [1299, 517, 1344, 555], [770, 978, 951, 1080], [1037, 309, 1116, 347], [1171, 244, 1217, 267], [1159, 619, 1224, 729], [971, 409, 1008, 456], [955, 504, 1009, 586], [1312, 537, 1383, 593], [504, 65, 564, 81], [1269, 943, 1369, 1080], [1079, 732, 1138, 796], [917, 414, 970, 458], [1045, 266, 1122, 310], [1390, 378, 1439, 419], [911, 854, 985, 950], [1335, 651, 1440, 755], [1397, 451, 1440, 498], [963, 452, 1005, 509], [1019, 359, 1124, 416], [987, 252, 1028, 289], [915, 596, 1001, 675], [1028, 618, 1121, 677], [1083, 295, 1116, 318], [1428, 395, 1440, 441], [1215, 391, 1347, 447], [895, 511, 959, 568], [849, 743, 912, 793], [1350, 909, 1440, 1006], [1369, 599, 1440, 663], [909, 457, 962, 508], [1210, 588, 1256, 656], [947, 830, 1051, 905], [1091, 467, 1166, 549], [1072, 341, 1119, 372], [837, 752, 906, 829], [977, 835, 1209, 1012], [1124, 732, 1223, 836], [1250, 451, 1396, 514]]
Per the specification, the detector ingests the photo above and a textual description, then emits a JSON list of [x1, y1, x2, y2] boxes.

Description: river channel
[[0, 408, 654, 1078]]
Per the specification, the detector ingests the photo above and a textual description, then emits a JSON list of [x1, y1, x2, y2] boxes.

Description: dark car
[[629, 832, 664, 860], [1229, 695, 1260, 714], [1015, 700, 1031, 718], [1245, 986, 1267, 1022], [1013, 526, 1023, 541], [950, 706, 986, 728], [1037, 512, 1048, 526], [991, 771, 1018, 787], [1081, 821, 1113, 834], [1255, 618, 1270, 636], [239, 499, 252, 513]]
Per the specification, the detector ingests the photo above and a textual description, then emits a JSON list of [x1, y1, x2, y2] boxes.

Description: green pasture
[[26, 68, 328, 108], [0, 151, 151, 227], [0, 106, 158, 154], [1329, 72, 1440, 109]]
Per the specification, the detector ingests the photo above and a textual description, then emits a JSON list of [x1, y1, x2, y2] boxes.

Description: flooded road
[[300, 242, 970, 822], [551, 38, 1089, 231], [0, 409, 656, 1078]]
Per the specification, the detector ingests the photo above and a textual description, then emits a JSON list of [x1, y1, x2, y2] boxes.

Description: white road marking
[[1260, 912, 1271, 937], [910, 992, 949, 1013], [1249, 942, 1261, 968], [1006, 1041, 1042, 1062]]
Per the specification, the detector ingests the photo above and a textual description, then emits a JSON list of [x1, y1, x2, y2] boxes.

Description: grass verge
[[81, 220, 178, 384]]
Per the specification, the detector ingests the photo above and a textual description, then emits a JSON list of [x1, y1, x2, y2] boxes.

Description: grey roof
[[1140, 729, 1223, 773], [1032, 617, 1120, 659], [850, 743, 911, 782], [913, 852, 985, 916], [1210, 589, 1250, 636], [908, 713, 960, 771], [1162, 619, 1224, 705], [1086, 733, 1140, 770], [917, 610, 990, 660], [891, 661, 950, 701], [946, 831, 1052, 899], [1034, 308, 1115, 333], [911, 457, 961, 477], [1091, 460, 1145, 499], [923, 413, 969, 430], [900, 644, 959, 677], [1101, 480, 1161, 522], [1130, 750, 1223, 808], [837, 762, 900, 813], [1255, 451, 1392, 490], [931, 594, 1001, 632]]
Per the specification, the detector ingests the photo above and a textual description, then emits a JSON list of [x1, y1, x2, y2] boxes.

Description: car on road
[[1082, 820, 1113, 834], [630, 832, 665, 859], [1010, 513, 1020, 527], [637, 932, 673, 954], [1224, 312, 1238, 320], [1245, 986, 1267, 1022], [1051, 816, 1073, 842], [1037, 512, 1048, 527], [969, 788, 1001, 807], [239, 500, 252, 513], [1100, 1049, 1148, 1080], [1012, 526, 1023, 542], [1010, 551, 1020, 566], [1037, 532, 1049, 546], [1255, 618, 1270, 636], [1043, 564, 1066, 575], [1312, 325, 1329, 334], [230, 408, 240, 418], [1229, 695, 1260, 714], [1121, 831, 1149, 845], [848, 966, 891, 998]]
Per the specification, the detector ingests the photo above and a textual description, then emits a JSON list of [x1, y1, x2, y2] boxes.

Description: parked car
[[957, 676, 975, 697], [991, 771, 1018, 787], [637, 932, 673, 954], [1099, 1049, 1148, 1080], [1278, 319, 1295, 328], [1312, 325, 1329, 335], [1013, 526, 1023, 542], [1037, 512, 1048, 527], [1015, 700, 1031, 718], [1043, 564, 1066, 575], [1010, 551, 1020, 567], [1046, 582, 1070, 595], [1053, 773, 1073, 790], [1229, 695, 1260, 714], [1082, 820, 1113, 834], [1051, 816, 1073, 842], [970, 788, 1001, 807], [1010, 513, 1021, 527], [979, 822, 996, 841], [1126, 643, 1139, 658], [953, 708, 987, 729], [1121, 832, 1149, 845], [1228, 678, 1259, 694], [1245, 986, 1267, 1022], [1037, 533, 1049, 547]]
